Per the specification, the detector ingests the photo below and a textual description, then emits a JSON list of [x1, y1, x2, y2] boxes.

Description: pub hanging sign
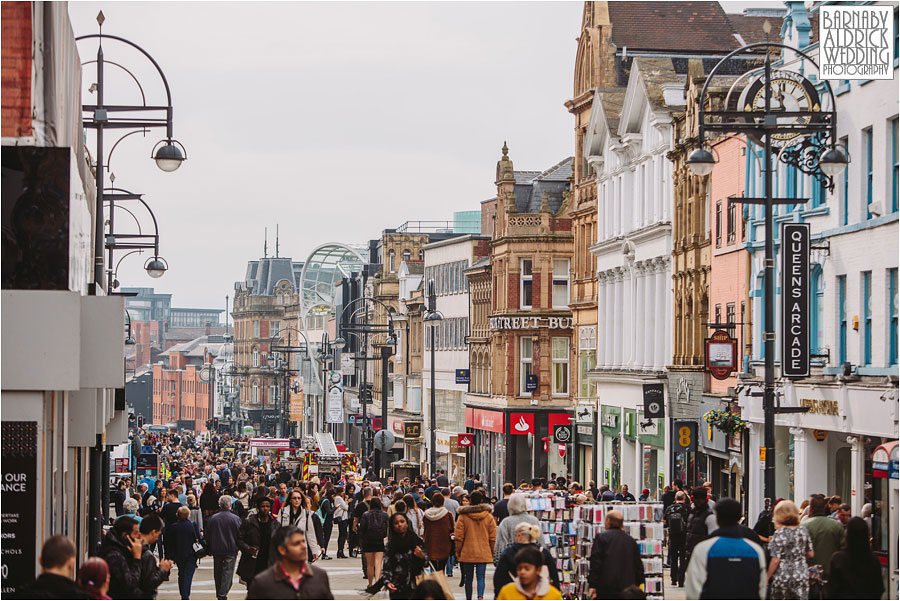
[[782, 222, 810, 378], [705, 329, 738, 380]]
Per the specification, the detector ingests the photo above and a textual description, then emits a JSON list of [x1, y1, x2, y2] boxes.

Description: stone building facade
[[465, 145, 575, 493]]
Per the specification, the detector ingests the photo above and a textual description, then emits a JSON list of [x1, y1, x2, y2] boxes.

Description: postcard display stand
[[523, 492, 579, 598], [572, 503, 665, 599], [523, 494, 665, 599]]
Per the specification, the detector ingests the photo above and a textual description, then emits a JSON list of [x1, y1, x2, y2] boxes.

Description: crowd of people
[[661, 479, 886, 600], [13, 430, 889, 601]]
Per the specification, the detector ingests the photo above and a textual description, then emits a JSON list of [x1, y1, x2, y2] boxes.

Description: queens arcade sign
[[490, 316, 574, 330], [782, 223, 811, 378]]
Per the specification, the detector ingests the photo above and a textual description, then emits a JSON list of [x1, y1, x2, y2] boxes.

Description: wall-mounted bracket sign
[[705, 330, 738, 380], [490, 316, 574, 330]]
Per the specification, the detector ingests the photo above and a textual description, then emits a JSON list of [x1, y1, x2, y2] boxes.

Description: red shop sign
[[465, 408, 505, 433], [547, 413, 573, 432], [509, 413, 535, 435], [457, 433, 474, 447], [392, 419, 405, 435]]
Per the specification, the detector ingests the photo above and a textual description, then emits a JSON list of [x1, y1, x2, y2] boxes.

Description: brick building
[[465, 145, 575, 492], [151, 336, 224, 431], [232, 255, 302, 435]]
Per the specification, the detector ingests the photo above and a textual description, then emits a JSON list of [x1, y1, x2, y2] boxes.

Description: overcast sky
[[68, 1, 783, 312]]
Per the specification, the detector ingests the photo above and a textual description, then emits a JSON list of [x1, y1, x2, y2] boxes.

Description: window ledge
[[835, 82, 851, 96], [800, 206, 830, 218]]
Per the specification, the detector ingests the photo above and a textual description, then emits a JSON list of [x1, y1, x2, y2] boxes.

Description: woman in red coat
[[423, 492, 455, 571]]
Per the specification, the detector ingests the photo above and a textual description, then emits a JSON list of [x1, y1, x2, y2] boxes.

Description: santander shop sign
[[509, 413, 535, 435]]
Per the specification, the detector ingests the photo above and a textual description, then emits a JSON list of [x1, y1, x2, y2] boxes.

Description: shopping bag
[[415, 562, 454, 600]]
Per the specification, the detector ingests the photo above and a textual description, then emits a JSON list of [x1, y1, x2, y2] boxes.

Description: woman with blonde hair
[[766, 500, 813, 600]]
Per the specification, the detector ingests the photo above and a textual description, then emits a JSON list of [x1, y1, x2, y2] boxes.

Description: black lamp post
[[76, 13, 187, 557], [424, 279, 443, 478], [687, 43, 848, 508]]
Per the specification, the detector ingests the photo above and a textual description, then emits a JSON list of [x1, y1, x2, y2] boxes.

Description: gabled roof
[[608, 2, 741, 53], [619, 57, 685, 135], [584, 87, 627, 159]]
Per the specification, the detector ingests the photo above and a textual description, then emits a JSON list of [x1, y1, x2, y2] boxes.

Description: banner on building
[[642, 383, 665, 418], [1, 422, 38, 594], [674, 421, 698, 452], [327, 371, 343, 424], [782, 222, 810, 378], [290, 375, 304, 423]]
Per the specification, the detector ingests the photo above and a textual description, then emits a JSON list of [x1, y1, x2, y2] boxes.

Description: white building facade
[[588, 58, 680, 498], [737, 3, 899, 564], [423, 235, 490, 481]]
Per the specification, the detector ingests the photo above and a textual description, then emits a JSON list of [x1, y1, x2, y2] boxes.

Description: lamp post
[[686, 43, 847, 508], [424, 279, 443, 477], [270, 327, 314, 438], [77, 16, 186, 555]]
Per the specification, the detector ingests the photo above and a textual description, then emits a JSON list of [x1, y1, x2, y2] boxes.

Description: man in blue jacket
[[206, 495, 243, 600], [685, 498, 766, 599]]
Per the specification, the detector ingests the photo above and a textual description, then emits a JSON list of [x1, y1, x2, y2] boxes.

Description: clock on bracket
[[738, 69, 822, 148]]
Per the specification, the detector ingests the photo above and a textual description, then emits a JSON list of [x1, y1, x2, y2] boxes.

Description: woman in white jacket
[[276, 489, 322, 560], [333, 487, 351, 558]]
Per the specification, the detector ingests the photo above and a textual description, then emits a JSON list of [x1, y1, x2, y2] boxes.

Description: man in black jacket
[[247, 527, 334, 600], [137, 514, 172, 598], [16, 535, 92, 600], [685, 487, 717, 562], [99, 517, 144, 599], [587, 510, 644, 599], [665, 491, 690, 587]]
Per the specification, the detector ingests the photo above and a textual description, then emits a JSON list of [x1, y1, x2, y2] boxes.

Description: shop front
[[403, 421, 423, 466], [871, 441, 898, 598], [637, 410, 665, 500], [698, 397, 736, 500], [435, 431, 467, 484], [600, 406, 621, 490], [575, 403, 596, 486], [466, 407, 506, 494], [386, 415, 406, 464], [739, 380, 899, 525]]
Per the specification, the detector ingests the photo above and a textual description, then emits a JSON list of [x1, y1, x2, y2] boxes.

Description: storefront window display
[[774, 427, 794, 502]]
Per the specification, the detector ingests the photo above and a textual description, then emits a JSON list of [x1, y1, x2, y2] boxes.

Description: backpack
[[232, 499, 248, 520], [667, 504, 686, 535]]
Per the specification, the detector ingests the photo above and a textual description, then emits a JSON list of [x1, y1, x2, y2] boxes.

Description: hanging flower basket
[[703, 409, 749, 436]]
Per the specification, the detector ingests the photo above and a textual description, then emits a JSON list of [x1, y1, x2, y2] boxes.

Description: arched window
[[402, 249, 411, 262], [389, 249, 396, 273]]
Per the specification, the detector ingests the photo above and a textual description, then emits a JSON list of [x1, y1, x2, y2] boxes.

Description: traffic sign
[[373, 429, 395, 452], [553, 424, 572, 444]]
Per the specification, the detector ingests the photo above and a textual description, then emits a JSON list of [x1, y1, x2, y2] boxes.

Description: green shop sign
[[600, 406, 621, 438]]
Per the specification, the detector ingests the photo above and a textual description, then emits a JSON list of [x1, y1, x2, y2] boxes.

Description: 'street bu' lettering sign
[[782, 223, 810, 378]]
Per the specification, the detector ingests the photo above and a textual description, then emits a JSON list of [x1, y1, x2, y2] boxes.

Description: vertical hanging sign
[[782, 222, 810, 377]]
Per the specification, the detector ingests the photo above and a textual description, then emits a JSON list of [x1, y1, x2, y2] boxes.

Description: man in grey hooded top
[[493, 493, 539, 563]]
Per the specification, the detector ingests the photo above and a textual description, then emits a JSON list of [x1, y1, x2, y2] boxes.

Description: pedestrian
[[333, 486, 351, 558], [586, 510, 644, 599], [117, 497, 143, 524], [382, 512, 427, 599], [614, 484, 636, 502], [237, 498, 278, 586], [496, 546, 562, 600], [246, 526, 335, 600], [825, 516, 885, 600], [599, 485, 615, 501], [404, 493, 425, 539], [494, 522, 560, 597], [685, 487, 717, 562], [205, 495, 243, 600], [165, 506, 201, 600], [276, 490, 322, 560], [234, 481, 250, 510], [802, 494, 844, 582], [665, 490, 690, 588], [455, 489, 497, 600], [359, 497, 389, 588], [317, 490, 335, 560], [136, 514, 173, 599], [98, 516, 144, 599], [76, 558, 112, 600], [199, 482, 219, 520], [273, 482, 289, 515], [684, 498, 766, 599], [17, 535, 92, 599], [186, 494, 203, 535], [112, 480, 127, 518], [752, 497, 778, 544], [766, 500, 813, 599], [493, 493, 539, 563], [352, 487, 374, 576], [493, 484, 515, 524], [423, 492, 455, 572], [834, 503, 851, 526]]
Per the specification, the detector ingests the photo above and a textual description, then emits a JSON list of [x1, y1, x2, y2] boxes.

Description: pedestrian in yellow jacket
[[496, 546, 563, 600]]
